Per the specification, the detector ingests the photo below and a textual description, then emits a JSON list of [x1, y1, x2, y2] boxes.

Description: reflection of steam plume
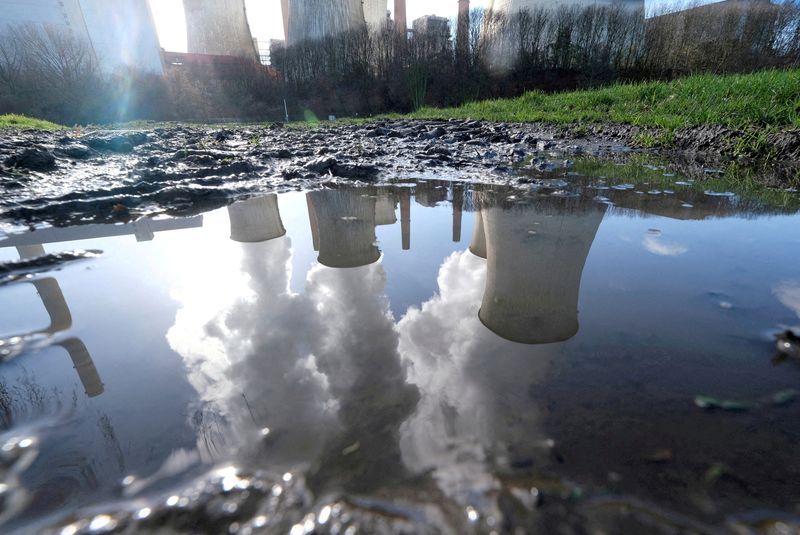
[[479, 199, 605, 344], [307, 190, 380, 268], [228, 195, 286, 243], [305, 262, 418, 492], [14, 246, 103, 397]]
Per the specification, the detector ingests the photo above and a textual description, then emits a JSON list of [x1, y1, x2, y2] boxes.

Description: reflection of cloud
[[775, 282, 800, 319], [643, 236, 688, 256], [168, 234, 415, 491], [397, 250, 560, 512]]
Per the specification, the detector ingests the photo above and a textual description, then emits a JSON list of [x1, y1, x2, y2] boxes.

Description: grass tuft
[[0, 114, 63, 130], [406, 69, 800, 132]]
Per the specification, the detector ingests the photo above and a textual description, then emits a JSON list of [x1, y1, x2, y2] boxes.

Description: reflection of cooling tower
[[184, 0, 258, 59], [228, 195, 286, 243], [469, 211, 487, 259], [287, 0, 365, 45], [479, 200, 605, 344], [375, 189, 397, 226], [308, 190, 380, 268], [59, 338, 104, 397]]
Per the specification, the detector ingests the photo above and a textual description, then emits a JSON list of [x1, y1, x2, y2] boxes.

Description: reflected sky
[[1, 181, 800, 531]]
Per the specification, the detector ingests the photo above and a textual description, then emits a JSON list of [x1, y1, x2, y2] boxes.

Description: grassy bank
[[406, 70, 800, 133], [0, 114, 63, 130]]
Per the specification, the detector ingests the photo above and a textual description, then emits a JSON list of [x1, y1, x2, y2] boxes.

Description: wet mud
[[1, 121, 796, 230]]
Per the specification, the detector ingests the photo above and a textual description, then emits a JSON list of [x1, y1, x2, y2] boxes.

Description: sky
[[149, 0, 491, 53]]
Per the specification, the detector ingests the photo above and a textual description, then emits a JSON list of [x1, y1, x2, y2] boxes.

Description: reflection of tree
[[0, 370, 75, 430]]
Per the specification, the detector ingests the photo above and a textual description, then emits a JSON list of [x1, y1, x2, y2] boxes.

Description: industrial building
[[183, 0, 259, 60], [0, 0, 163, 74], [285, 0, 366, 45]]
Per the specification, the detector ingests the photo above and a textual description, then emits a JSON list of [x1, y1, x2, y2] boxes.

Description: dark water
[[1, 175, 800, 534]]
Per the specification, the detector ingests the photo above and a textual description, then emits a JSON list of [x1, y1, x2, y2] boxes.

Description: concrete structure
[[184, 0, 258, 60], [363, 0, 390, 30], [477, 199, 605, 344], [307, 189, 381, 268], [412, 15, 450, 47], [0, 0, 163, 74], [375, 189, 398, 226], [286, 0, 366, 45], [228, 195, 286, 243]]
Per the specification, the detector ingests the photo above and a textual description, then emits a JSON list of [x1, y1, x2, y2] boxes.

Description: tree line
[[0, 0, 798, 124]]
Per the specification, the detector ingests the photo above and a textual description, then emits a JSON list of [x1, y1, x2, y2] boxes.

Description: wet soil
[[1, 120, 796, 229]]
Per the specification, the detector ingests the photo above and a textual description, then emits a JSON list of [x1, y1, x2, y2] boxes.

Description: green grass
[[0, 114, 63, 130], [405, 69, 800, 131]]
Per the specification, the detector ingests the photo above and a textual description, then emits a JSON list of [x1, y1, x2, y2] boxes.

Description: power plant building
[[183, 0, 259, 60], [0, 0, 163, 73]]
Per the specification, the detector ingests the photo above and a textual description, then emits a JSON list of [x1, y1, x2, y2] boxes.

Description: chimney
[[457, 0, 470, 57], [394, 0, 407, 40]]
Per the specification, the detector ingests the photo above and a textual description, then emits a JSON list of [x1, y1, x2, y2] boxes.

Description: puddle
[[1, 177, 800, 534]]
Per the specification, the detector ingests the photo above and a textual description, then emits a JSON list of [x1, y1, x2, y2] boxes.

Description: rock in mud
[[304, 156, 337, 173], [4, 147, 57, 171]]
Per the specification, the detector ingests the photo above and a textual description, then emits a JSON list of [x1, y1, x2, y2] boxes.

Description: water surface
[[1, 176, 799, 534]]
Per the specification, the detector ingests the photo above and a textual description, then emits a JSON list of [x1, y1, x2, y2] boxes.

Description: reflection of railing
[[11, 245, 104, 398], [1, 215, 204, 398]]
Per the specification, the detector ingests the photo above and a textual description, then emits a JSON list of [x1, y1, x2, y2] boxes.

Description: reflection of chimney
[[307, 190, 381, 268], [375, 189, 398, 226], [59, 338, 104, 397], [394, 0, 407, 39], [479, 201, 605, 344], [468, 211, 486, 258], [228, 195, 286, 243], [400, 189, 411, 251], [307, 194, 321, 252], [452, 185, 464, 242]]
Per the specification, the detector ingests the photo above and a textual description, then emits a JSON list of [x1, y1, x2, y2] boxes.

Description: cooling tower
[[363, 0, 389, 29], [0, 0, 163, 73], [375, 189, 398, 226], [287, 0, 366, 45], [184, 0, 258, 59], [478, 199, 605, 344], [78, 0, 164, 73], [307, 189, 381, 268], [228, 195, 287, 243], [469, 211, 487, 259]]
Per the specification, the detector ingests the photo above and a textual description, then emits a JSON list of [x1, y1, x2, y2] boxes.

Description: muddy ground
[[0, 120, 798, 229]]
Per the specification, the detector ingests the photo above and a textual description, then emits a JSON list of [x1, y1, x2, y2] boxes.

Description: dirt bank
[[0, 120, 797, 229]]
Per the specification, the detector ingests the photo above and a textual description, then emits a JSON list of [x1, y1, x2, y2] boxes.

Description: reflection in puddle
[[1, 179, 800, 533]]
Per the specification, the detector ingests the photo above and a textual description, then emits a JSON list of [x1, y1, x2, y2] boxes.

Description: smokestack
[[457, 0, 470, 58], [282, 0, 290, 40], [394, 0, 407, 40]]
